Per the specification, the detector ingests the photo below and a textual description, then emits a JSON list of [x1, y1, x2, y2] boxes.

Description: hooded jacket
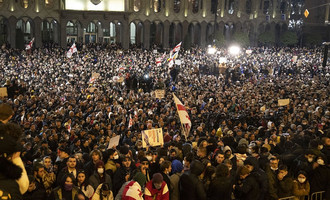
[[0, 157, 23, 200]]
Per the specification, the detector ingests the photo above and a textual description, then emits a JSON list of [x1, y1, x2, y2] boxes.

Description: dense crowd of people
[[0, 43, 329, 200]]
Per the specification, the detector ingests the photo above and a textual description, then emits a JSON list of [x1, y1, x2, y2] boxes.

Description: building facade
[[0, 0, 329, 49]]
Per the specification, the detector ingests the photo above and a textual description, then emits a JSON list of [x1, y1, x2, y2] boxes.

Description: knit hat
[[133, 172, 147, 187], [152, 173, 163, 184], [171, 159, 183, 174]]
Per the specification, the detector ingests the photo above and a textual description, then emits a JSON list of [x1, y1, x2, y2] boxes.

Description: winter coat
[[89, 172, 112, 190], [234, 174, 260, 200], [277, 176, 294, 199], [245, 156, 268, 200], [207, 176, 232, 200], [0, 158, 23, 200], [23, 178, 47, 200], [293, 180, 310, 200], [49, 186, 80, 200], [169, 172, 182, 200], [144, 180, 169, 200], [309, 165, 330, 200], [179, 160, 206, 200]]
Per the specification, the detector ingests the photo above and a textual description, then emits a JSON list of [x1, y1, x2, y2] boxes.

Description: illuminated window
[[21, 0, 29, 9], [154, 0, 161, 13], [66, 21, 78, 35], [45, 0, 54, 8], [134, 0, 140, 12], [228, 0, 234, 14], [192, 0, 199, 13], [174, 0, 180, 13], [130, 22, 136, 44], [87, 22, 97, 33], [110, 22, 116, 38]]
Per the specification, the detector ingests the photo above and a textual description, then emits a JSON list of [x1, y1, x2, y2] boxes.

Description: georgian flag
[[122, 181, 144, 200], [128, 114, 133, 129], [25, 38, 34, 50], [156, 52, 166, 67], [66, 43, 78, 58], [173, 93, 191, 139], [171, 42, 182, 55]]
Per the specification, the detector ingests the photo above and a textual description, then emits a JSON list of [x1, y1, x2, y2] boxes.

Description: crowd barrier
[[278, 191, 325, 200], [310, 191, 325, 200]]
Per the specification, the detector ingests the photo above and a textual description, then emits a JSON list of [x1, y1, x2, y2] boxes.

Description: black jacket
[[207, 176, 232, 200], [309, 165, 330, 200], [0, 158, 23, 200], [179, 160, 206, 200], [234, 174, 260, 200]]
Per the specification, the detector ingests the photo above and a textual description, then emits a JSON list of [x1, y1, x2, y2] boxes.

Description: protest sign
[[142, 128, 164, 148], [154, 90, 165, 99], [278, 99, 290, 106], [107, 135, 120, 149], [0, 87, 8, 97], [175, 60, 181, 65]]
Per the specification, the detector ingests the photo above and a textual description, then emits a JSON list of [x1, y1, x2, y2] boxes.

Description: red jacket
[[144, 181, 169, 200]]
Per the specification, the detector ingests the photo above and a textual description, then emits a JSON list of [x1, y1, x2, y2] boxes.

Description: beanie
[[133, 172, 147, 187]]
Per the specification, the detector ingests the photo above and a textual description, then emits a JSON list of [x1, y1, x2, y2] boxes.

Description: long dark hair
[[60, 173, 76, 188], [76, 170, 90, 191]]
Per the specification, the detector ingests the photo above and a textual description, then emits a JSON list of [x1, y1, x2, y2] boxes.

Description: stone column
[[60, 19, 67, 48], [143, 20, 150, 49], [163, 21, 170, 48], [34, 17, 42, 48], [8, 16, 17, 48], [122, 20, 129, 49], [200, 22, 207, 47]]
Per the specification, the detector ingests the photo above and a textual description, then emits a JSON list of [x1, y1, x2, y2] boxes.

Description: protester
[[0, 44, 329, 199]]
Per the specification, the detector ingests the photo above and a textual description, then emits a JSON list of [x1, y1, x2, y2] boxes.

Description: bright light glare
[[228, 45, 240, 55], [207, 47, 217, 55]]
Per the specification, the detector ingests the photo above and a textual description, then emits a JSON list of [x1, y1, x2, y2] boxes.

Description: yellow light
[[146, 10, 149, 16], [166, 10, 169, 17], [203, 10, 206, 17]]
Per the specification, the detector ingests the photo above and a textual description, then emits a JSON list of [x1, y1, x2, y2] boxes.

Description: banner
[[142, 128, 164, 148], [154, 90, 165, 99], [278, 99, 290, 106], [0, 87, 8, 97], [107, 135, 120, 149]]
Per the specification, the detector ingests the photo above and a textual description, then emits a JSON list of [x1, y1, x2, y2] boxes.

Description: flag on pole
[[128, 114, 133, 129], [25, 38, 34, 50], [173, 93, 191, 139], [156, 52, 166, 67], [66, 43, 78, 58], [170, 42, 182, 55], [168, 51, 179, 68]]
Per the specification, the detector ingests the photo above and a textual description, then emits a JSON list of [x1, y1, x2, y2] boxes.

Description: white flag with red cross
[[66, 43, 78, 58], [173, 93, 191, 139], [25, 38, 34, 50]]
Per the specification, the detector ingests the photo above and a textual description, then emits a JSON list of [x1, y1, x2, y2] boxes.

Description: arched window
[[87, 22, 97, 33], [228, 0, 234, 14], [130, 22, 136, 44], [134, 0, 140, 12], [154, 0, 161, 13], [246, 0, 252, 15], [21, 0, 29, 8], [110, 22, 116, 38], [0, 18, 7, 45], [192, 0, 199, 13], [173, 0, 180, 13], [280, 0, 286, 14], [66, 21, 78, 35], [263, 0, 270, 14], [41, 21, 54, 42]]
